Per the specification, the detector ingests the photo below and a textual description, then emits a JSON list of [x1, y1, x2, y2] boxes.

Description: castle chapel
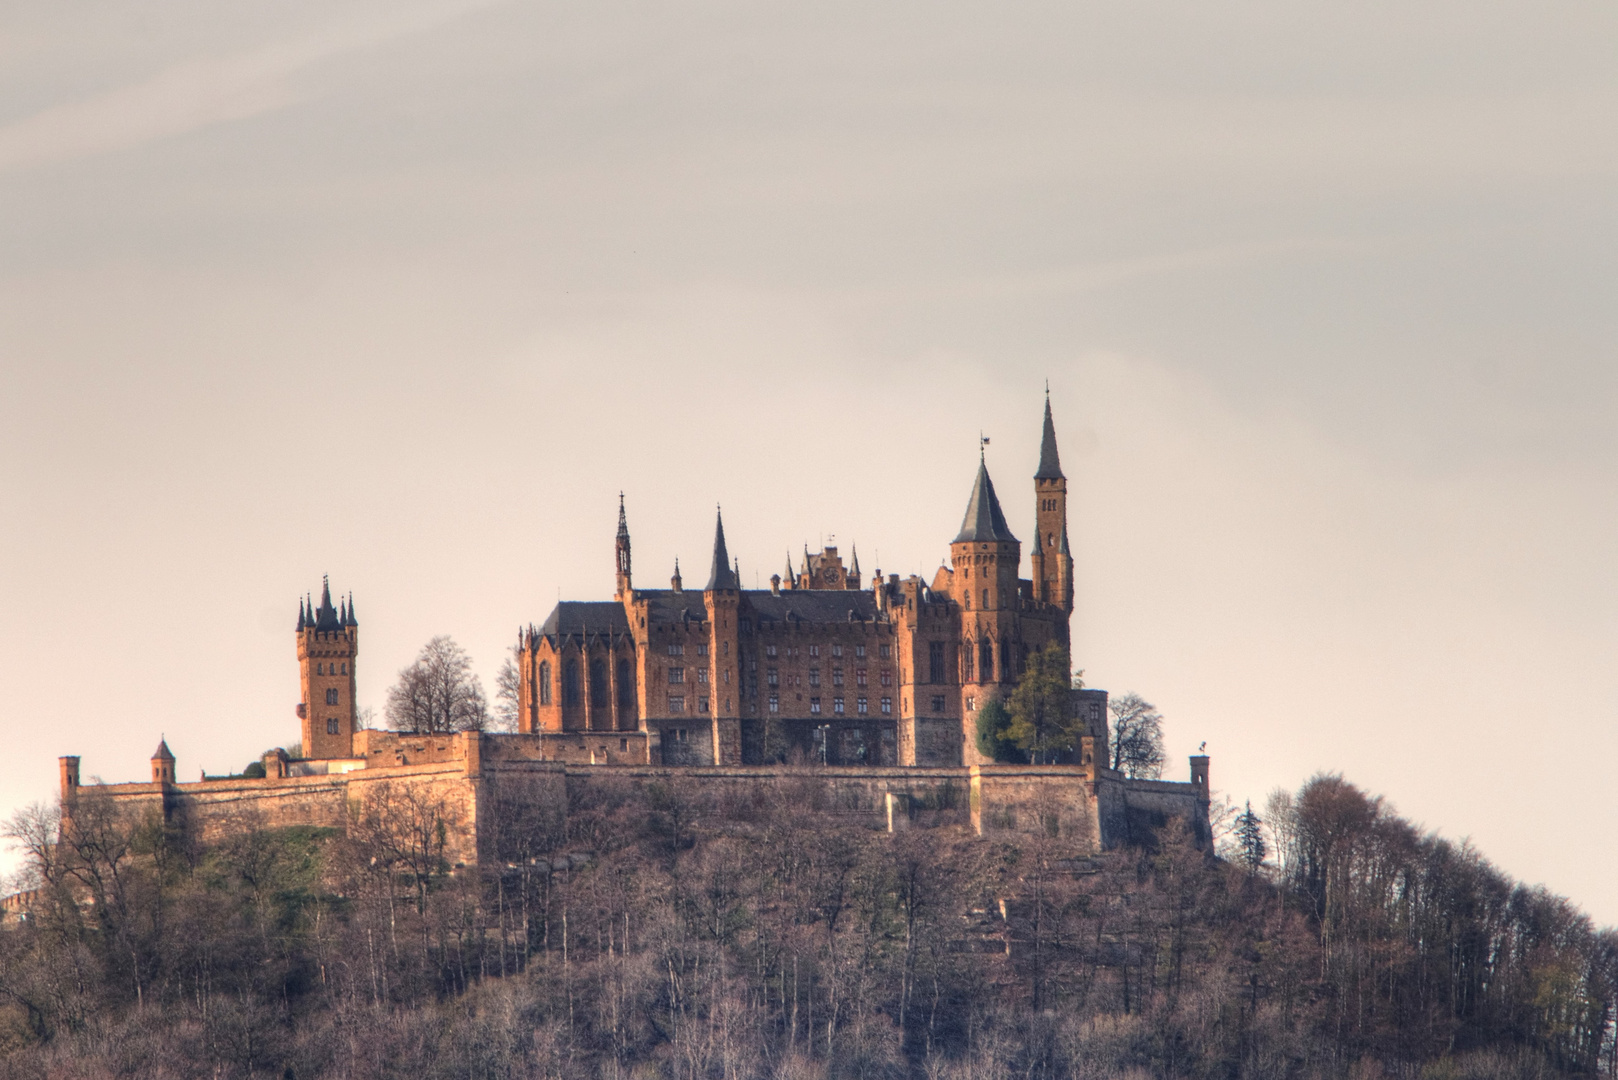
[[515, 395, 1103, 768]]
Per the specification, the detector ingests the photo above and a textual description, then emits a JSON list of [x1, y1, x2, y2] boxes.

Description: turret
[[151, 739, 175, 785], [671, 558, 683, 592], [951, 449, 1021, 764], [1029, 391, 1072, 613], [58, 756, 80, 803], [703, 508, 742, 763], [615, 493, 633, 598]]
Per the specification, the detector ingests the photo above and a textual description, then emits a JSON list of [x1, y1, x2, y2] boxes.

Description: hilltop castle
[[54, 395, 1211, 859]]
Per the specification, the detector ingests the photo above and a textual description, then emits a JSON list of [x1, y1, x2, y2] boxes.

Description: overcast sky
[[2, 0, 1615, 919]]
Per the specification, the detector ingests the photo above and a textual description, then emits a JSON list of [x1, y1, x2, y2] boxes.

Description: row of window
[[314, 662, 348, 675], [766, 695, 895, 715], [764, 667, 891, 689], [535, 659, 638, 708], [763, 643, 887, 659]]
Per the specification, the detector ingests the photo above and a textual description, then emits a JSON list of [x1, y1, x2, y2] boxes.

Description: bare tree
[[493, 649, 520, 732], [385, 635, 489, 733], [1106, 693, 1165, 779]]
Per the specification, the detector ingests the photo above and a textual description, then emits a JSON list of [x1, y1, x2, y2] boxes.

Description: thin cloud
[[0, 0, 505, 174]]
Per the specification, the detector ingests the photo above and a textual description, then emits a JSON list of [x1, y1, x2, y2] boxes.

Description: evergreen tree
[[1235, 800, 1266, 870]]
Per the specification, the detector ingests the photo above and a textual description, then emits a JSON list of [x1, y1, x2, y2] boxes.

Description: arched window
[[538, 661, 551, 705], [979, 640, 994, 684], [617, 658, 635, 710], [590, 659, 608, 706], [563, 661, 579, 706], [962, 643, 974, 682]]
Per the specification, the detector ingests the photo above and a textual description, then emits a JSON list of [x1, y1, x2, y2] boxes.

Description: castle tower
[[296, 576, 359, 760], [150, 738, 175, 785], [703, 508, 742, 765], [615, 493, 633, 599], [950, 451, 1021, 764], [1028, 392, 1072, 615]]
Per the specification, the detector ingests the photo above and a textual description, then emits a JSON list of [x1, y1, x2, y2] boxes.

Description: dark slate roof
[[312, 577, 343, 632], [953, 459, 1018, 543], [1035, 396, 1064, 480], [744, 590, 882, 624], [641, 591, 711, 624], [538, 601, 631, 637], [152, 738, 174, 761], [706, 509, 739, 590]]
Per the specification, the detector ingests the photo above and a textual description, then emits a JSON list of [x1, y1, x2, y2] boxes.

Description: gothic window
[[963, 592, 971, 610], [962, 646, 974, 681], [590, 659, 608, 706], [317, 663, 324, 675], [880, 697, 892, 714], [539, 661, 551, 705], [563, 661, 580, 705], [617, 659, 635, 709], [325, 688, 339, 705], [327, 718, 339, 734], [857, 697, 868, 714], [928, 641, 945, 684], [979, 640, 995, 683], [982, 589, 990, 609], [668, 667, 684, 684], [341, 663, 347, 674]]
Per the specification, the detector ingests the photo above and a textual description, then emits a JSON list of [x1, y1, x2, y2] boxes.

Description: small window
[[966, 696, 976, 712], [697, 643, 709, 657], [317, 663, 324, 675], [699, 696, 710, 714], [931, 696, 946, 712], [832, 668, 844, 686], [809, 669, 821, 687], [833, 697, 844, 714], [341, 663, 347, 674], [769, 694, 779, 713], [881, 669, 893, 687], [668, 667, 684, 683], [881, 697, 892, 714], [667, 644, 683, 656], [767, 667, 779, 687], [697, 669, 708, 684], [620, 738, 628, 751], [855, 644, 865, 658], [766, 644, 777, 658], [982, 589, 989, 608], [856, 669, 867, 687], [832, 644, 843, 658], [879, 644, 891, 659], [809, 644, 820, 657], [668, 695, 685, 713], [810, 697, 821, 714], [677, 728, 688, 742], [325, 688, 339, 705], [326, 717, 339, 734], [857, 697, 868, 714]]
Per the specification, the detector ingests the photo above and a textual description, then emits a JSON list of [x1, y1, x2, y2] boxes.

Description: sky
[[1, 0, 1615, 918]]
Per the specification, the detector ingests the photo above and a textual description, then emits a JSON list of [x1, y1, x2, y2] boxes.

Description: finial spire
[[617, 491, 629, 537]]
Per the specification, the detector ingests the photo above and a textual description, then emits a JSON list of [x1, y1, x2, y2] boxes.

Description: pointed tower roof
[[954, 455, 1018, 543], [785, 551, 795, 582], [617, 492, 629, 539], [1059, 520, 1071, 555], [1035, 392, 1064, 480], [706, 507, 739, 590], [850, 544, 861, 575], [346, 592, 357, 626], [297, 598, 306, 632], [152, 738, 174, 762], [314, 576, 342, 632]]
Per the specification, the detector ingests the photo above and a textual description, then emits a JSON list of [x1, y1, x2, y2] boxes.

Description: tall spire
[[297, 598, 306, 631], [706, 507, 739, 590], [346, 592, 358, 626], [850, 544, 861, 576], [1035, 392, 1064, 480], [954, 457, 1018, 543], [313, 577, 341, 632], [617, 492, 629, 538]]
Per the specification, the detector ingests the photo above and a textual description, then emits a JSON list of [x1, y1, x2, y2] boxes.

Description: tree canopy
[[1107, 692, 1166, 778], [384, 635, 488, 734], [1002, 641, 1081, 763]]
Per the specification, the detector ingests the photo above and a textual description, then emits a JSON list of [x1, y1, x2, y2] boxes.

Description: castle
[[53, 395, 1211, 861]]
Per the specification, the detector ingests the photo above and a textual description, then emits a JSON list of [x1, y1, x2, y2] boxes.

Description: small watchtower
[[150, 739, 175, 785], [296, 577, 359, 760]]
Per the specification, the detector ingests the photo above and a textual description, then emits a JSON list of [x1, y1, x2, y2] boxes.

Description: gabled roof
[[538, 602, 631, 638], [953, 458, 1018, 544]]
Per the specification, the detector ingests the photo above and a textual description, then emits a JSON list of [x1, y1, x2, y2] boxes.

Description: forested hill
[[1, 772, 1613, 1079]]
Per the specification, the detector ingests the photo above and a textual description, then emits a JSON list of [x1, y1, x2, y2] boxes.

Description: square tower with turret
[[296, 577, 359, 760]]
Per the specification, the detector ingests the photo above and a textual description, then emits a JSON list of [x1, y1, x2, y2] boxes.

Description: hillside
[[0, 772, 1612, 1079]]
